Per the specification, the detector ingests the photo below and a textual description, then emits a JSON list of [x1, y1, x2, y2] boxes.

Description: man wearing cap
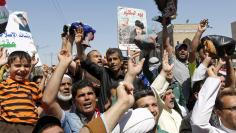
[[162, 18, 207, 104]]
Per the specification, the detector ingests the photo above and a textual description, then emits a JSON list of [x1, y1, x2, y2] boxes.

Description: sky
[[6, 0, 236, 65]]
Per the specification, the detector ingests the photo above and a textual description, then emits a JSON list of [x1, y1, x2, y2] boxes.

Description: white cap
[[149, 57, 159, 64], [112, 108, 155, 133]]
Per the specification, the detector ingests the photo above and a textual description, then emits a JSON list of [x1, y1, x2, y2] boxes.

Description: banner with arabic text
[[0, 11, 41, 65], [117, 6, 147, 51]]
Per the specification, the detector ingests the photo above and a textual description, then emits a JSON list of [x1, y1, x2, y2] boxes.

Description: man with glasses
[[191, 65, 236, 133], [214, 90, 236, 132]]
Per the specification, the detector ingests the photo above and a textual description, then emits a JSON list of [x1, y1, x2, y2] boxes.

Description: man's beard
[[57, 91, 72, 102]]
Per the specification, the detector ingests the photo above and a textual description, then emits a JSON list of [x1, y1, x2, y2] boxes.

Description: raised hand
[[207, 65, 217, 78], [61, 31, 69, 46], [74, 26, 84, 45], [198, 19, 208, 33], [126, 53, 144, 78], [57, 49, 73, 66], [116, 81, 135, 108], [162, 50, 174, 73], [0, 47, 7, 66], [218, 58, 226, 65]]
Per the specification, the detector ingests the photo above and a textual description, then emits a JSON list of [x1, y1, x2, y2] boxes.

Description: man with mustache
[[78, 43, 125, 113]]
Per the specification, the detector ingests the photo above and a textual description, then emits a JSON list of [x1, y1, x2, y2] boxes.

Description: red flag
[[0, 0, 6, 6]]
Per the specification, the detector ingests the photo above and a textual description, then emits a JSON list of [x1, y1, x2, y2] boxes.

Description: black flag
[[153, 0, 177, 18]]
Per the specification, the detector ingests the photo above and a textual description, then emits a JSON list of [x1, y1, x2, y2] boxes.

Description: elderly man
[[162, 19, 208, 104], [57, 74, 73, 111], [131, 50, 182, 133], [149, 50, 182, 133]]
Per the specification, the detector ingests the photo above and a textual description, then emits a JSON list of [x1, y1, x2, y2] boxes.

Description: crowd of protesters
[[0, 14, 236, 133]]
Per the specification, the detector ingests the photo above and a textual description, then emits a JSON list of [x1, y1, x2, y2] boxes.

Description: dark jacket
[[81, 59, 124, 112]]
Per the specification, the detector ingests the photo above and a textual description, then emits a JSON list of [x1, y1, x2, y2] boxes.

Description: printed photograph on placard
[[117, 6, 147, 51]]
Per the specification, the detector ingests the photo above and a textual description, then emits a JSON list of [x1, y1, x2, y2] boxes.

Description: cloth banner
[[0, 11, 41, 65]]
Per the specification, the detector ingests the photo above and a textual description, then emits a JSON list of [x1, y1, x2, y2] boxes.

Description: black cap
[[175, 43, 188, 51], [32, 116, 61, 133]]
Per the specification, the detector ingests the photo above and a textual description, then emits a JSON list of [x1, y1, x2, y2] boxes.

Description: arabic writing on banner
[[117, 6, 147, 51], [0, 11, 41, 65]]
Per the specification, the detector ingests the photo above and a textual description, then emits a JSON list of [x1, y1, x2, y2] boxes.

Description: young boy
[[0, 51, 43, 133]]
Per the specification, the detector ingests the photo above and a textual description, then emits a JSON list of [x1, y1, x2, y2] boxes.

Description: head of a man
[[175, 43, 189, 62], [106, 48, 123, 73], [134, 20, 144, 35], [218, 70, 226, 90], [57, 74, 73, 102], [32, 116, 63, 133], [215, 89, 236, 130], [134, 89, 159, 121], [72, 80, 96, 116], [87, 50, 103, 66], [32, 75, 43, 85], [161, 87, 175, 110], [7, 51, 31, 82]]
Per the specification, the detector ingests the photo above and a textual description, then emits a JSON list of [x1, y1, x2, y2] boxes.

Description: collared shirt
[[220, 124, 236, 133], [0, 78, 42, 124], [61, 109, 100, 133]]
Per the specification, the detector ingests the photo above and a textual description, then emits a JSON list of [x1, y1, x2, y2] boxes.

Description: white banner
[[117, 6, 147, 51], [0, 11, 41, 65]]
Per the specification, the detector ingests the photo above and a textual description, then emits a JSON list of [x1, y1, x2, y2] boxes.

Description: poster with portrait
[[0, 11, 41, 65], [117, 6, 147, 51]]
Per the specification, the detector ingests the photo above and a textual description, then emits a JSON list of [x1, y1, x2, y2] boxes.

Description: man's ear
[[215, 109, 222, 118]]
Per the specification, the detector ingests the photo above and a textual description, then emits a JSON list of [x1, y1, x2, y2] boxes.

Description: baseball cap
[[32, 116, 61, 133], [175, 43, 188, 51]]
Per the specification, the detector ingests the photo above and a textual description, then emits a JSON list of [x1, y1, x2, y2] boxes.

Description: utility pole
[[50, 52, 53, 66]]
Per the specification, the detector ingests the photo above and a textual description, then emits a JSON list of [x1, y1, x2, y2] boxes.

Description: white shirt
[[158, 109, 182, 133], [191, 77, 236, 133], [191, 63, 207, 87]]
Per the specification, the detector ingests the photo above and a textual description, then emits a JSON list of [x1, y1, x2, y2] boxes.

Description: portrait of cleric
[[17, 14, 30, 32], [129, 20, 146, 44], [118, 18, 146, 44]]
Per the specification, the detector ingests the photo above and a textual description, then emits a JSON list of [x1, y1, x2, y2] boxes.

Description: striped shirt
[[0, 78, 42, 125]]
